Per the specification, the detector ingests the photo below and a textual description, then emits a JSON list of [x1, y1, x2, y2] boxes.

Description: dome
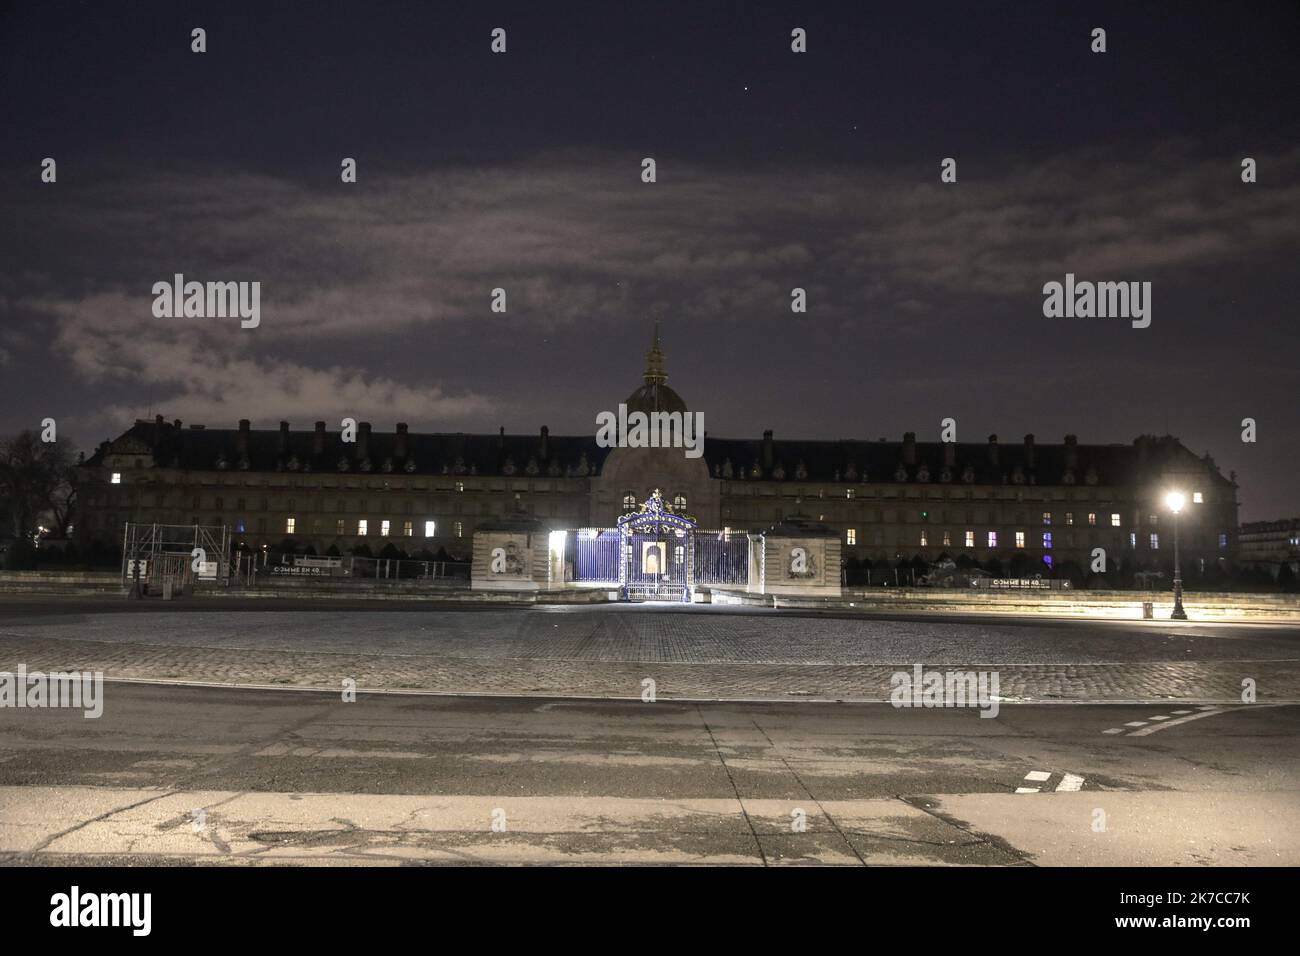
[[624, 322, 688, 414], [625, 382, 688, 416]]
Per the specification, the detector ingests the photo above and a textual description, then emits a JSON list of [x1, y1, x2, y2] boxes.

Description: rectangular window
[[846, 528, 856, 545], [1219, 533, 1228, 549], [1193, 492, 1204, 504], [920, 530, 928, 547], [1129, 532, 1137, 548], [1015, 531, 1025, 548], [942, 531, 952, 547], [285, 517, 296, 534], [358, 519, 368, 536], [454, 521, 464, 538], [1148, 514, 1158, 526], [988, 531, 998, 548], [964, 531, 975, 548], [380, 519, 391, 536], [1065, 512, 1074, 526], [237, 519, 246, 534], [1088, 512, 1097, 526], [1150, 533, 1160, 550], [1042, 512, 1052, 526], [110, 473, 121, 484], [846, 488, 855, 500], [455, 481, 465, 493], [424, 520, 436, 537], [403, 520, 413, 537], [336, 519, 345, 535], [1043, 532, 1053, 549], [1111, 513, 1121, 527]]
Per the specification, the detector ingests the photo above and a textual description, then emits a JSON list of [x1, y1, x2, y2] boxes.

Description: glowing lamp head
[[1165, 491, 1186, 514]]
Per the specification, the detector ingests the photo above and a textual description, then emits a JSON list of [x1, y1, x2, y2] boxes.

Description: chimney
[[987, 434, 999, 466], [498, 426, 505, 450], [762, 430, 774, 471], [173, 419, 182, 429], [1023, 433, 1035, 469], [236, 419, 250, 459], [1064, 434, 1078, 470], [153, 414, 164, 447], [540, 425, 549, 459], [395, 422, 409, 459], [943, 441, 956, 468], [902, 432, 917, 466], [313, 421, 326, 455], [279, 421, 290, 458], [357, 421, 371, 461]]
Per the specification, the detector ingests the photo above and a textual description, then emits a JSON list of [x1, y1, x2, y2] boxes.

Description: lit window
[[1088, 512, 1096, 526], [1043, 532, 1052, 549], [1193, 492, 1203, 504], [1111, 513, 1121, 527], [942, 531, 951, 547], [1015, 532, 1025, 548], [622, 493, 636, 511], [285, 517, 296, 534], [403, 521, 413, 537], [1129, 532, 1136, 548], [846, 528, 856, 545], [424, 520, 436, 537], [454, 521, 464, 538], [358, 519, 368, 536], [1218, 533, 1228, 549], [336, 519, 345, 534], [1042, 512, 1052, 526], [673, 493, 687, 511], [1043, 554, 1053, 569], [110, 473, 121, 484], [846, 488, 855, 500], [1150, 533, 1159, 550], [237, 519, 247, 533], [1065, 512, 1074, 526], [964, 531, 975, 548], [988, 531, 998, 547], [380, 519, 391, 536], [455, 481, 465, 493], [920, 530, 928, 546], [1148, 514, 1158, 526]]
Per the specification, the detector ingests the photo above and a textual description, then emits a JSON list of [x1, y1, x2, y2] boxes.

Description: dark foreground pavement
[[1, 682, 1297, 865]]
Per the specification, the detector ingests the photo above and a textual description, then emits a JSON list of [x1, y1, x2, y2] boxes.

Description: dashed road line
[[1015, 770, 1085, 794]]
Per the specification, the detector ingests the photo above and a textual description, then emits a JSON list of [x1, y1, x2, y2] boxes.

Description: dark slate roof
[[84, 420, 1232, 488]]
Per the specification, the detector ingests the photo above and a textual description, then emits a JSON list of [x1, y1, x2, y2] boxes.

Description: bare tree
[[0, 431, 76, 540]]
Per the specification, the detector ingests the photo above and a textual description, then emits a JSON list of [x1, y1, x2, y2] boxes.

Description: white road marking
[[1149, 715, 1171, 721], [1056, 773, 1085, 792], [1128, 708, 1225, 736], [1024, 770, 1052, 782], [1124, 721, 1147, 727], [1171, 710, 1193, 715], [1103, 728, 1125, 735], [1015, 787, 1040, 794]]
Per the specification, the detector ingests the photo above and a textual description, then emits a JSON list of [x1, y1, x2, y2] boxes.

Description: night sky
[[1, 1, 1297, 519]]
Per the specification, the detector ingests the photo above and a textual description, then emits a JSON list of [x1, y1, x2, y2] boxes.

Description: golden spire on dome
[[644, 321, 667, 385]]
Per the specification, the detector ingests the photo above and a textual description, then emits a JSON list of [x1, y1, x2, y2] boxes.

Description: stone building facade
[[79, 332, 1240, 578]]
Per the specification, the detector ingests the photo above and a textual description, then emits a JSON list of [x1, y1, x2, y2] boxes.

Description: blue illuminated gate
[[566, 492, 747, 601], [618, 490, 695, 601]]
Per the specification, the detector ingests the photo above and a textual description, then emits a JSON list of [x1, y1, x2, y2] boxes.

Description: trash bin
[[1142, 601, 1154, 619]]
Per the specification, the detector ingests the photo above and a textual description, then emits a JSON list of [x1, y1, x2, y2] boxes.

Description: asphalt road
[[2, 682, 1297, 865]]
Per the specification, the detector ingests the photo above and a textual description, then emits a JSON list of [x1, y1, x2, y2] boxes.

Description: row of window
[[844, 528, 1230, 550]]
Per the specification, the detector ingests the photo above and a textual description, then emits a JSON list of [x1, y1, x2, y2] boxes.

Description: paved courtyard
[[0, 600, 1297, 702]]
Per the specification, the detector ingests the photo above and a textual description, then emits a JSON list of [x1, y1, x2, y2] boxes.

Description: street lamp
[[1165, 491, 1187, 620]]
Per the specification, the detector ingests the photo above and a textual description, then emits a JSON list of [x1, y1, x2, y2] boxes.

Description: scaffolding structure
[[121, 523, 230, 596]]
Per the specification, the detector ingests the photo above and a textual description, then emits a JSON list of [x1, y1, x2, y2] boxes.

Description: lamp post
[[1165, 491, 1187, 620]]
